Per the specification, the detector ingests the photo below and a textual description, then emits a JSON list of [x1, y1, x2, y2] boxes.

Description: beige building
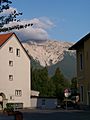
[[69, 33, 90, 106], [0, 33, 31, 109]]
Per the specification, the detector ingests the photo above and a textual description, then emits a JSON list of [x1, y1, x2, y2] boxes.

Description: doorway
[[0, 93, 6, 110]]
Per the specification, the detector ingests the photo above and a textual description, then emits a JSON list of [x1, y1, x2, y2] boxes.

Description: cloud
[[0, 7, 18, 16], [15, 17, 54, 41], [16, 26, 49, 41], [31, 17, 54, 29], [1, 7, 55, 41]]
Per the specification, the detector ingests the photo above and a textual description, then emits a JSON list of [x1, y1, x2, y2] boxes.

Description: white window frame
[[15, 90, 22, 97]]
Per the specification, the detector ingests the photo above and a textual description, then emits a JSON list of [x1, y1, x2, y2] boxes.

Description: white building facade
[[0, 33, 31, 109]]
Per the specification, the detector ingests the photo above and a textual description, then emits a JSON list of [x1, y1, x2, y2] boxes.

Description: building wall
[[76, 46, 86, 104], [77, 38, 90, 105], [84, 38, 90, 90], [0, 34, 31, 108], [84, 38, 90, 105], [31, 98, 38, 108]]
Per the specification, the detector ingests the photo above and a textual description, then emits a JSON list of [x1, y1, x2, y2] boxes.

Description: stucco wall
[[0, 34, 31, 108]]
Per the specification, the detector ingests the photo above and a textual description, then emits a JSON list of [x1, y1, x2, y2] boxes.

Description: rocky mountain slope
[[22, 40, 76, 79]]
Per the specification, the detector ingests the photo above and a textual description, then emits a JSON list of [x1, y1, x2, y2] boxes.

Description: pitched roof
[[69, 32, 90, 50], [0, 32, 30, 59], [0, 32, 13, 47]]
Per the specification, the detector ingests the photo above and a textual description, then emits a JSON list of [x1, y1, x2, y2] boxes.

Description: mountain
[[22, 40, 76, 79], [48, 50, 76, 79]]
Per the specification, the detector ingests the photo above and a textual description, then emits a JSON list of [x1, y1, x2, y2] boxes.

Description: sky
[[3, 0, 90, 42]]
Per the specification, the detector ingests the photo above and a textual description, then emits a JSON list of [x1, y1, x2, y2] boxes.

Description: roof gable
[[0, 33, 13, 47], [0, 32, 30, 59]]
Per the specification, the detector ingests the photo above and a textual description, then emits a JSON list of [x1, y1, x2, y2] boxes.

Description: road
[[0, 109, 90, 120], [22, 109, 90, 120]]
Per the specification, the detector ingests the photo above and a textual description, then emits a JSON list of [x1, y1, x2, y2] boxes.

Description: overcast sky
[[2, 0, 90, 42]]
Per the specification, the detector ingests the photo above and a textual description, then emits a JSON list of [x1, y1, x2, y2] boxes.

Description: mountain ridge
[[22, 39, 76, 79]]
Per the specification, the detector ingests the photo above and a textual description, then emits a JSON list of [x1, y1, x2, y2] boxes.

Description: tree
[[31, 67, 70, 98], [52, 67, 65, 86], [31, 67, 56, 97], [51, 67, 69, 101], [70, 77, 78, 96], [31, 67, 48, 96], [0, 0, 33, 32]]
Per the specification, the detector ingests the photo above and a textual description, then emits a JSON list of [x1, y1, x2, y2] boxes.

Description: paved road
[[0, 113, 14, 120], [22, 109, 90, 120], [0, 109, 90, 120]]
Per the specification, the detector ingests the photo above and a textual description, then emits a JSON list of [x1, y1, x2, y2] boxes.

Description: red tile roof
[[0, 32, 30, 59], [0, 32, 13, 47]]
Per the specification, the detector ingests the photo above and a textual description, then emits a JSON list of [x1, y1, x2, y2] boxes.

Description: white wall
[[0, 34, 31, 108], [31, 98, 38, 108]]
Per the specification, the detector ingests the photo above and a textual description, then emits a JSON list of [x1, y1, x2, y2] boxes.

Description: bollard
[[14, 111, 23, 120]]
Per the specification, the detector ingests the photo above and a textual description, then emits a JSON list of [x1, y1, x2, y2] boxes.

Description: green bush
[[4, 103, 14, 112]]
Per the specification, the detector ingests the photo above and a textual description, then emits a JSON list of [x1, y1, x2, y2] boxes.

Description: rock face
[[23, 40, 75, 66], [22, 39, 76, 79]]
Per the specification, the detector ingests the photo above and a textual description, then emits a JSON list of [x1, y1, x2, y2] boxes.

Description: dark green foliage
[[30, 50, 76, 80], [4, 103, 14, 112], [31, 67, 70, 100], [51, 67, 69, 101], [30, 56, 43, 70], [31, 67, 55, 97]]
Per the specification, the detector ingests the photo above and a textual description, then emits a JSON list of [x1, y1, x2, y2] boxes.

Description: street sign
[[64, 89, 69, 93], [64, 88, 71, 110], [64, 89, 71, 98]]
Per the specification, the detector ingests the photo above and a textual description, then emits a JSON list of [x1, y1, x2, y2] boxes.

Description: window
[[15, 90, 22, 96], [80, 86, 84, 102], [9, 47, 13, 53], [86, 52, 88, 60], [9, 75, 13, 81], [16, 49, 20, 57], [80, 53, 83, 70], [9, 61, 13, 66], [10, 96, 14, 100], [10, 96, 12, 100]]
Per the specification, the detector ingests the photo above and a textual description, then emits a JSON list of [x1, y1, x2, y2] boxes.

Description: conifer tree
[[51, 67, 66, 100]]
